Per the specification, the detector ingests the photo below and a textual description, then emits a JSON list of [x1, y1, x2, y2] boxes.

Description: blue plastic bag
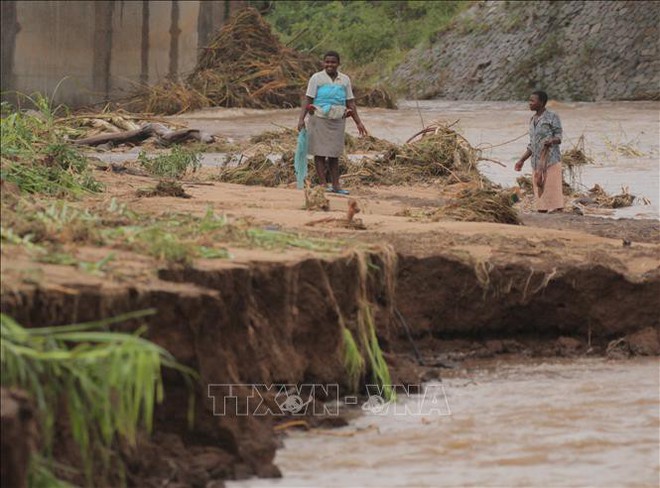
[[294, 128, 308, 189]]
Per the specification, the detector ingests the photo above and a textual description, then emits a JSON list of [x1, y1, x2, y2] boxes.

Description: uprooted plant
[[340, 250, 396, 401], [1, 96, 103, 198], [137, 147, 201, 178]]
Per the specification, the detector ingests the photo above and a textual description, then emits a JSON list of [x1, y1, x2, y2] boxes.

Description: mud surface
[[1, 388, 37, 488], [520, 213, 660, 244]]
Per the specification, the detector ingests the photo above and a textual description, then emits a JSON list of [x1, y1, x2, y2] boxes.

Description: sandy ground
[[75, 169, 659, 281], [5, 100, 659, 286]]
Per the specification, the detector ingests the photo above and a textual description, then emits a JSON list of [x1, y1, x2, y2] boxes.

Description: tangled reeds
[[215, 122, 520, 224], [136, 180, 191, 199], [248, 128, 299, 149], [434, 185, 521, 225], [561, 135, 592, 169], [304, 183, 330, 211], [342, 123, 481, 186], [244, 129, 396, 155], [517, 177, 645, 212], [218, 123, 481, 188], [345, 133, 397, 153], [125, 8, 314, 114], [123, 81, 210, 116], [215, 153, 296, 187], [188, 8, 318, 110], [561, 134, 592, 191], [353, 86, 398, 109], [587, 184, 642, 209]]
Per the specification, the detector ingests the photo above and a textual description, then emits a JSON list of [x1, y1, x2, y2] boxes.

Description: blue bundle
[[294, 128, 308, 189], [314, 84, 347, 116]]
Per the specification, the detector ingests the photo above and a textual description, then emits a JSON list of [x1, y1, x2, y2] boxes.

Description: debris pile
[[433, 185, 520, 225], [516, 170, 649, 214], [124, 8, 397, 114], [136, 180, 191, 199], [215, 153, 295, 187], [48, 111, 217, 150], [561, 135, 592, 191], [304, 184, 330, 211], [216, 122, 521, 224], [586, 184, 644, 209], [187, 8, 318, 110], [342, 123, 480, 186]]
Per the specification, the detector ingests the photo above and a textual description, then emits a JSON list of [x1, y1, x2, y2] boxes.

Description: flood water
[[172, 99, 660, 219], [228, 358, 659, 488]]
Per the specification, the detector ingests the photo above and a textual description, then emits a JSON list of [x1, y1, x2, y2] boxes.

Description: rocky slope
[[390, 0, 659, 101]]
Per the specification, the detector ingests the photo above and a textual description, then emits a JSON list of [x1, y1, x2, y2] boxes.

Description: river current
[[228, 358, 659, 488]]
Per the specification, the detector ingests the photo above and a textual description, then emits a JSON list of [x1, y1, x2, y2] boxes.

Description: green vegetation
[[263, 1, 468, 83], [339, 252, 395, 402], [0, 96, 102, 198], [359, 303, 394, 401], [137, 147, 201, 178], [342, 328, 365, 391], [1, 198, 344, 270], [1, 310, 197, 486]]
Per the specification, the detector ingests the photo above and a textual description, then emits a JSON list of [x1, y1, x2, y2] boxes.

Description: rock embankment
[[390, 0, 659, 101]]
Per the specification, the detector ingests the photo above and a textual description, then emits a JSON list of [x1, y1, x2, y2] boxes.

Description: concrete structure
[[1, 0, 249, 107]]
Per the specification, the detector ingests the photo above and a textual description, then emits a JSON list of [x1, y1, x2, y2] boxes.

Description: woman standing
[[297, 51, 367, 195], [514, 90, 564, 213]]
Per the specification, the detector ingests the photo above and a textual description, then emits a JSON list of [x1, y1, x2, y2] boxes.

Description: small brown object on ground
[[304, 184, 330, 211], [137, 180, 191, 198]]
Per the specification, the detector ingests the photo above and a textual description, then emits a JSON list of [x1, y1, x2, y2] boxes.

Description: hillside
[[388, 0, 659, 101]]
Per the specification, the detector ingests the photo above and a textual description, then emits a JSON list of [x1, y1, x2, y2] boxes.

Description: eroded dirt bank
[[2, 178, 659, 485], [1, 247, 399, 486]]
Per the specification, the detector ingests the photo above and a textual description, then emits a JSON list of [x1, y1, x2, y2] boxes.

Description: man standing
[[297, 51, 367, 195]]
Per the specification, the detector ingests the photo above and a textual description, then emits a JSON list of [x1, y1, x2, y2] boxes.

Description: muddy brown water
[[171, 99, 660, 220], [228, 358, 659, 488]]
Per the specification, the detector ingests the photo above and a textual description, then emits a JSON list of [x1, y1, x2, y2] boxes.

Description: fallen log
[[72, 123, 214, 147], [73, 126, 153, 147]]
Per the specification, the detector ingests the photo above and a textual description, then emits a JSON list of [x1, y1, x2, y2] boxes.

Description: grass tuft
[[0, 311, 197, 486], [342, 328, 365, 391], [137, 147, 201, 178], [1, 97, 102, 198]]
